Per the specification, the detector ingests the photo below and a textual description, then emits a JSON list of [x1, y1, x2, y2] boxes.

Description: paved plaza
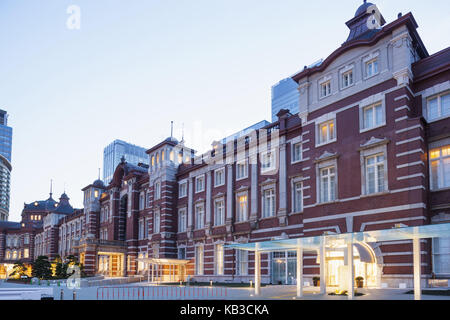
[[1, 281, 449, 300]]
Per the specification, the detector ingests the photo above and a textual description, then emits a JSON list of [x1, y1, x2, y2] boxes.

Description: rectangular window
[[342, 70, 353, 88], [261, 151, 276, 173], [320, 167, 336, 203], [154, 211, 160, 234], [215, 244, 224, 276], [293, 182, 303, 213], [24, 248, 29, 259], [236, 160, 248, 180], [318, 120, 336, 145], [154, 182, 161, 200], [262, 188, 276, 218], [363, 103, 384, 130], [236, 194, 248, 222], [214, 199, 225, 226], [195, 203, 205, 229], [179, 182, 187, 198], [433, 237, 450, 275], [427, 92, 450, 121], [139, 219, 144, 239], [139, 194, 145, 210], [178, 208, 187, 232], [236, 250, 248, 276], [365, 59, 379, 78], [320, 81, 331, 98], [292, 142, 302, 163], [365, 154, 385, 194], [195, 246, 204, 275], [430, 145, 450, 190], [214, 168, 225, 187], [178, 247, 186, 260], [195, 176, 205, 193]]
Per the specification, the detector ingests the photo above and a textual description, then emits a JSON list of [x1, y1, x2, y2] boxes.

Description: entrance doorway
[[271, 251, 297, 285], [97, 253, 124, 277]]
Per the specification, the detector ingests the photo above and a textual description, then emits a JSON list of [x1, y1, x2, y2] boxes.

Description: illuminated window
[[215, 244, 224, 275], [318, 120, 336, 145], [94, 190, 99, 198], [430, 145, 450, 190], [236, 194, 248, 222], [169, 150, 174, 162], [24, 248, 29, 259]]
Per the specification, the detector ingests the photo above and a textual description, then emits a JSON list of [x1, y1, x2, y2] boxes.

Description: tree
[[53, 255, 66, 279], [9, 261, 28, 279], [32, 256, 52, 280]]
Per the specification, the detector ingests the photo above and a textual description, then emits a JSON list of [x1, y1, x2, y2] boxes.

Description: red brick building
[[1, 2, 449, 288]]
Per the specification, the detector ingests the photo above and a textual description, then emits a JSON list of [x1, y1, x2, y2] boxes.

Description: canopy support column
[[319, 238, 326, 294], [255, 243, 261, 296], [347, 236, 354, 300], [413, 238, 422, 300], [296, 239, 303, 298]]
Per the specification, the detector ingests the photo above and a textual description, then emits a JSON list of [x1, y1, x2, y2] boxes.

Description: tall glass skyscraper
[[271, 78, 300, 122], [0, 110, 12, 221], [103, 140, 148, 184]]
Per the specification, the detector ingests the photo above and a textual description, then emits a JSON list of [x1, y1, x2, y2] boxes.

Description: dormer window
[[320, 81, 331, 98]]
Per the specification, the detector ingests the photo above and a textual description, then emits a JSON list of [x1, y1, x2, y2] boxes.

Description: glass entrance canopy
[[225, 223, 450, 252]]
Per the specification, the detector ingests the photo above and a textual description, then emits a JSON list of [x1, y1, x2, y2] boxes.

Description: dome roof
[[93, 179, 105, 188], [355, 1, 374, 17]]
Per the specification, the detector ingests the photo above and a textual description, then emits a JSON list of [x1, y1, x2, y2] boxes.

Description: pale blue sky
[[1, 0, 449, 221]]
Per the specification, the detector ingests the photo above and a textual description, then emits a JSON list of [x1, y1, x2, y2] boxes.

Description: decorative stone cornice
[[359, 137, 390, 151], [314, 151, 339, 163]]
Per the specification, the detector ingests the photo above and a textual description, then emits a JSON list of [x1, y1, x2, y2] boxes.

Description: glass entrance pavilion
[[225, 223, 450, 300]]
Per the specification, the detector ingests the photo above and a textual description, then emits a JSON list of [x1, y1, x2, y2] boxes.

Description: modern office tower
[[0, 110, 12, 221], [220, 120, 270, 144], [103, 140, 148, 184], [271, 78, 300, 122]]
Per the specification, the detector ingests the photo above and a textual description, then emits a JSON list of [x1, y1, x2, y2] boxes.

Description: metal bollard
[[60, 289, 64, 300], [73, 290, 77, 300]]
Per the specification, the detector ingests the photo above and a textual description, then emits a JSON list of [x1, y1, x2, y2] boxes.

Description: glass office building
[[103, 140, 148, 184], [271, 78, 300, 122], [0, 110, 12, 221]]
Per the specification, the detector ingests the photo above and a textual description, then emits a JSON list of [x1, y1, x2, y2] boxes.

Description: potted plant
[[313, 277, 320, 287], [355, 276, 364, 288]]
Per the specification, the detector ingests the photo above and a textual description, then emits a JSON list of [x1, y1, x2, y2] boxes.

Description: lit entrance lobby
[[227, 223, 450, 300]]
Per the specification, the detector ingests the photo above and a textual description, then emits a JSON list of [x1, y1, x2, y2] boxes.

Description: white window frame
[[195, 175, 205, 193], [178, 181, 187, 198], [317, 119, 336, 146], [341, 69, 354, 89], [261, 150, 277, 174], [195, 203, 205, 230], [365, 58, 379, 79], [178, 207, 187, 233], [360, 143, 389, 196], [214, 244, 224, 276], [430, 145, 450, 191], [292, 142, 303, 163], [426, 91, 450, 122], [319, 80, 332, 99], [153, 210, 160, 234], [214, 198, 225, 226], [236, 159, 248, 181], [236, 192, 248, 222], [154, 181, 161, 200], [236, 250, 248, 276], [292, 180, 303, 213], [195, 245, 204, 275], [361, 102, 385, 132], [214, 168, 225, 187], [365, 154, 386, 195], [261, 186, 276, 218]]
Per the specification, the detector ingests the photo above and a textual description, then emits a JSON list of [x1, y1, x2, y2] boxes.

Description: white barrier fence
[[0, 288, 54, 300]]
